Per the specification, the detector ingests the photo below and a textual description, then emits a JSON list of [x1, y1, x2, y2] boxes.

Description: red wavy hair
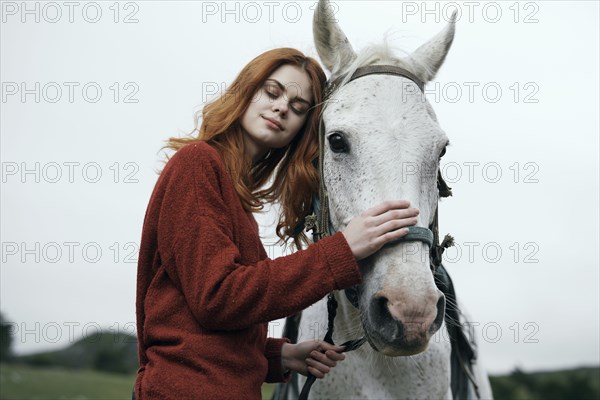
[[161, 48, 326, 250]]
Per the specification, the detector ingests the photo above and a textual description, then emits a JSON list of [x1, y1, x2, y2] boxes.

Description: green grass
[[262, 384, 275, 399], [5, 362, 596, 400], [0, 363, 136, 400], [0, 363, 276, 400]]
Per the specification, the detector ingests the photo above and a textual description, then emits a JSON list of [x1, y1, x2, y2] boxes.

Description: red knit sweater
[[135, 141, 362, 399]]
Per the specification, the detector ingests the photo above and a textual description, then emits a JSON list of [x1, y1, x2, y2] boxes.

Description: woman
[[135, 48, 419, 399]]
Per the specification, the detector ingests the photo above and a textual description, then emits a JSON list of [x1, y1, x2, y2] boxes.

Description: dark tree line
[[490, 367, 599, 400], [0, 312, 13, 361], [0, 312, 138, 375]]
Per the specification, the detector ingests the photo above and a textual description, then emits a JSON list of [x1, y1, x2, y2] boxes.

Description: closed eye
[[290, 101, 309, 115], [264, 84, 281, 99]]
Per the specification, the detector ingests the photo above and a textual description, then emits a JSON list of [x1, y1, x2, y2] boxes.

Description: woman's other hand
[[281, 341, 346, 379]]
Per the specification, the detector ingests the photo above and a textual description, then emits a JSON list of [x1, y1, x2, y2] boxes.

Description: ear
[[410, 11, 457, 82], [313, 0, 357, 76]]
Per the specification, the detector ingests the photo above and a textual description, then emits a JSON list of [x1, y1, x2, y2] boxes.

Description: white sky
[[1, 1, 598, 376]]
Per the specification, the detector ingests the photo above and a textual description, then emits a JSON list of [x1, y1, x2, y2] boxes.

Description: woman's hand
[[342, 200, 420, 260], [281, 341, 346, 379]]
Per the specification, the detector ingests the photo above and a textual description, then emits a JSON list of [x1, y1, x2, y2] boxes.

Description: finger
[[310, 351, 337, 368], [306, 357, 332, 372], [324, 350, 346, 361], [362, 200, 411, 217], [371, 208, 419, 227], [317, 342, 345, 353], [306, 363, 326, 379], [375, 227, 411, 247], [375, 217, 419, 235]]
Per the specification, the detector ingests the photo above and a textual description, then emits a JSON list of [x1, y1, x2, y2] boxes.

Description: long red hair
[[161, 48, 326, 250]]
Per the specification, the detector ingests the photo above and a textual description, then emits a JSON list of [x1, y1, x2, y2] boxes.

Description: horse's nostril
[[437, 294, 446, 311], [370, 295, 402, 339], [374, 296, 390, 324], [429, 294, 446, 334]]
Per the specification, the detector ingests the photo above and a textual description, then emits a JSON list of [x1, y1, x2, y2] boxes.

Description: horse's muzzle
[[365, 291, 446, 356]]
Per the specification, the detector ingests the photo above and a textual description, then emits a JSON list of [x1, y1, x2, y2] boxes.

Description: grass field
[[2, 362, 598, 400], [0, 363, 135, 399], [0, 363, 276, 400]]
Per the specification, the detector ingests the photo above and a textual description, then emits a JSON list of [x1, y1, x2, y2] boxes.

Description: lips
[[262, 116, 283, 131]]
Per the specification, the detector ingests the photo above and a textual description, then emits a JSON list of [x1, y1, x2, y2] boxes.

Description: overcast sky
[[1, 1, 598, 375]]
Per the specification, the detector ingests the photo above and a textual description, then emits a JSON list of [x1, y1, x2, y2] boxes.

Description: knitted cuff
[[265, 337, 291, 383], [319, 232, 362, 289]]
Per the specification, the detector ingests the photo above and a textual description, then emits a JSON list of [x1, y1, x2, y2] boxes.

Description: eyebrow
[[264, 78, 311, 106]]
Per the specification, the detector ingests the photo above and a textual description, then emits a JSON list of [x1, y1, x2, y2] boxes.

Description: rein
[[298, 64, 454, 400]]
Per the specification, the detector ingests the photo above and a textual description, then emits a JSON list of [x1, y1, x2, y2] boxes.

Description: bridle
[[298, 64, 455, 400]]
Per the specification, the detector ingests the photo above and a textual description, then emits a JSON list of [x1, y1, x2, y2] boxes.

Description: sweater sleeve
[[156, 143, 362, 331], [264, 337, 291, 383]]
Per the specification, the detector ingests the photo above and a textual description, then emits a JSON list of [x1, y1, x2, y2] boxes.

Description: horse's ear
[[410, 11, 457, 83], [313, 0, 356, 76]]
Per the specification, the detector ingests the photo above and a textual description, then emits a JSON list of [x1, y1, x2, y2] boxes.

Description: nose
[[272, 98, 288, 114], [370, 290, 445, 342]]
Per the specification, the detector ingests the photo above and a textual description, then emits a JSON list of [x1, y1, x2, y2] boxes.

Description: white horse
[[279, 1, 493, 399]]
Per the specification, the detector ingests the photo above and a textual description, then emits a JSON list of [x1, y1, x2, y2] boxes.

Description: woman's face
[[241, 64, 314, 162]]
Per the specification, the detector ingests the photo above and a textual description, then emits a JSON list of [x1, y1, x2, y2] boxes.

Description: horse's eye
[[328, 132, 349, 153]]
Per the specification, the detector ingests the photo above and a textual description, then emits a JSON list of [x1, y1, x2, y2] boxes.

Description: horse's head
[[313, 0, 456, 356]]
